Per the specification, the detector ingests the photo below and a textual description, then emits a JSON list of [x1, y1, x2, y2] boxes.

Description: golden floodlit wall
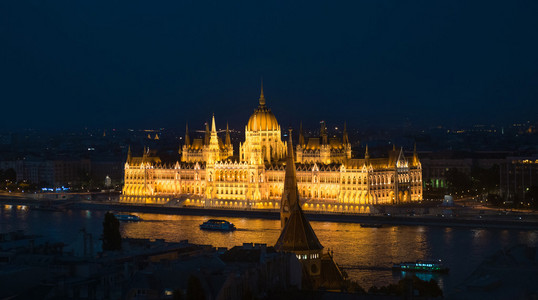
[[121, 88, 422, 211]]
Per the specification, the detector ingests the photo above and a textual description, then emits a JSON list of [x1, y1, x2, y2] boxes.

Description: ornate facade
[[121, 87, 423, 212]]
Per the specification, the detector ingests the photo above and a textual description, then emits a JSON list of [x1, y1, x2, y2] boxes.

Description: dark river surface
[[2, 204, 538, 292]]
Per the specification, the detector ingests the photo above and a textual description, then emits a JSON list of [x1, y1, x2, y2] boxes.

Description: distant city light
[[41, 186, 69, 192]]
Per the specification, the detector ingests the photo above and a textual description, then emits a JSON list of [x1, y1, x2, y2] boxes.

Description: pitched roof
[[275, 204, 323, 252], [329, 137, 343, 149], [220, 245, 277, 263], [129, 156, 162, 166], [305, 138, 320, 150], [190, 138, 204, 150]]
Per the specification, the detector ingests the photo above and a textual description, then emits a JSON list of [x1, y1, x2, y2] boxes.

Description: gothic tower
[[276, 128, 323, 277]]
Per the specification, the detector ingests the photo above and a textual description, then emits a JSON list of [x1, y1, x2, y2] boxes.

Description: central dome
[[247, 84, 280, 131], [248, 106, 279, 131]]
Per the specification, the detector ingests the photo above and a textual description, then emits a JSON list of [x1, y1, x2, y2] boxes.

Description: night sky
[[1, 0, 537, 131]]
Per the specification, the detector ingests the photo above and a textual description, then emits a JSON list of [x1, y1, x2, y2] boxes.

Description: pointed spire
[[365, 144, 370, 161], [392, 143, 396, 151], [127, 145, 131, 163], [276, 128, 323, 252], [412, 142, 419, 166], [287, 128, 295, 163], [320, 121, 328, 145], [225, 122, 231, 146], [211, 114, 216, 132], [299, 122, 305, 147], [343, 122, 349, 145], [259, 78, 266, 106], [204, 121, 210, 145], [185, 122, 190, 146], [397, 147, 407, 168], [280, 128, 299, 229]]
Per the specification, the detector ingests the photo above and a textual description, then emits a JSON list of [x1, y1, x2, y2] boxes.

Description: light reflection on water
[[2, 206, 538, 292]]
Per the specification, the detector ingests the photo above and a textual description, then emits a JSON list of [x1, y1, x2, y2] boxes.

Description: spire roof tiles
[[275, 129, 323, 252]]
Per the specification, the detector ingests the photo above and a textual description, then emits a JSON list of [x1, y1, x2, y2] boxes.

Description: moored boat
[[114, 214, 142, 222], [392, 260, 449, 273], [200, 219, 236, 231]]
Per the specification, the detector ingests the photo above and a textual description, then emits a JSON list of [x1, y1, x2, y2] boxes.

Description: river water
[[2, 205, 538, 292]]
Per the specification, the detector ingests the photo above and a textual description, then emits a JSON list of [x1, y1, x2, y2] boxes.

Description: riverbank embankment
[[2, 195, 538, 230]]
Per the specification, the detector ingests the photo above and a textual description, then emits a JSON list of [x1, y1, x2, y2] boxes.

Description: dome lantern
[[247, 83, 280, 132]]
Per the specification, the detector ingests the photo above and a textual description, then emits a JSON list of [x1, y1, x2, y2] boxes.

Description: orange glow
[[121, 92, 423, 210]]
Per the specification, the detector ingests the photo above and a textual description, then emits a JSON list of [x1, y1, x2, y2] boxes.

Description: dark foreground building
[[0, 230, 300, 300], [275, 129, 346, 290]]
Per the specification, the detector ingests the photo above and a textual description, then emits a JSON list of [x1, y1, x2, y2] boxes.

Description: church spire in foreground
[[275, 128, 323, 277], [279, 128, 299, 228], [275, 128, 323, 251]]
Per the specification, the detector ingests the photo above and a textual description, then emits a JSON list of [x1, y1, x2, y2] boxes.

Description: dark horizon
[[1, 1, 537, 131], [1, 117, 534, 135]]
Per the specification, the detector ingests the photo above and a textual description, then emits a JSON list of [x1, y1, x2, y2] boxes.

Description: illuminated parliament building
[[121, 86, 423, 212]]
